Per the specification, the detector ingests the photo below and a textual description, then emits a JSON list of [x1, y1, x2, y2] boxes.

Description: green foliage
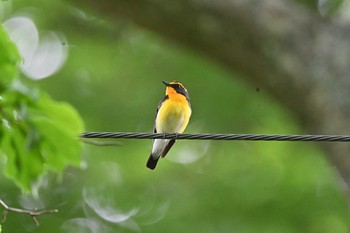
[[295, 0, 319, 11], [0, 27, 19, 87], [295, 0, 344, 15], [318, 0, 345, 15], [0, 26, 84, 191]]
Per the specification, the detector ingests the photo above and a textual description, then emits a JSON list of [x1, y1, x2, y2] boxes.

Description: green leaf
[[35, 92, 84, 137], [0, 88, 84, 191], [1, 127, 44, 191], [0, 26, 20, 87], [0, 25, 84, 191], [29, 94, 84, 171]]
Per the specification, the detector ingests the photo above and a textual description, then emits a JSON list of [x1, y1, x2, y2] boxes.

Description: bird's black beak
[[162, 81, 171, 86]]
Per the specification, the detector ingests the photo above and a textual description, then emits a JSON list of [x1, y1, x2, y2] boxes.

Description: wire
[[80, 132, 350, 142]]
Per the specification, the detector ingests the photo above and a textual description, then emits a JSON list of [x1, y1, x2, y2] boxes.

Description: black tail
[[146, 154, 159, 170]]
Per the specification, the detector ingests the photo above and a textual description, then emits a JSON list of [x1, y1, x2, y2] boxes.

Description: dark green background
[[0, 0, 349, 232]]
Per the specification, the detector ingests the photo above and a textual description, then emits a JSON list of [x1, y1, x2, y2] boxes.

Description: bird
[[147, 81, 192, 170]]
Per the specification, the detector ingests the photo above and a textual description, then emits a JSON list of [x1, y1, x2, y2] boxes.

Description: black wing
[[146, 95, 171, 170], [161, 139, 176, 158], [153, 95, 168, 133]]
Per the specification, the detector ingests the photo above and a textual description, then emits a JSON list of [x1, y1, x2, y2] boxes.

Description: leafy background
[[0, 0, 350, 233]]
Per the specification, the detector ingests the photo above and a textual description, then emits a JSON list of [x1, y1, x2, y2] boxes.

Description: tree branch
[[0, 198, 58, 225]]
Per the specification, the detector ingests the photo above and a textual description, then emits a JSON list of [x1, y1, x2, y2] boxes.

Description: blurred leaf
[[34, 92, 84, 137], [0, 26, 20, 87], [295, 0, 345, 16], [318, 0, 345, 16], [0, 89, 84, 191], [0, 25, 84, 191], [295, 0, 317, 11], [29, 93, 84, 171], [1, 127, 43, 191]]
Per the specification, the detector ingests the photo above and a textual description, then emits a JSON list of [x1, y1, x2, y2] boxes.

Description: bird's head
[[162, 81, 189, 99]]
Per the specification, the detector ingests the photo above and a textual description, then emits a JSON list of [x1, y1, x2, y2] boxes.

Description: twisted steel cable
[[80, 132, 350, 142]]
